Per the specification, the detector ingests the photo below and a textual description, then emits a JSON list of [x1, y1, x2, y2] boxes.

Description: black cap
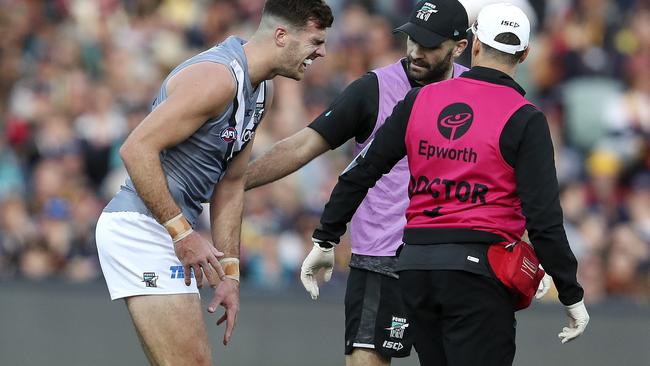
[[394, 0, 468, 48]]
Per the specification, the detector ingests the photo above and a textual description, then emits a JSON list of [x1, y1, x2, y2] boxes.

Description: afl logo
[[437, 103, 473, 142], [220, 127, 238, 142]]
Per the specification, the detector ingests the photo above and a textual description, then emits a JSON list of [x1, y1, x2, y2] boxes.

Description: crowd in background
[[0, 0, 648, 304]]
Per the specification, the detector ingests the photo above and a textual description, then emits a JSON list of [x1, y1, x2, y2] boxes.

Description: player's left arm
[[209, 138, 255, 262], [206, 136, 253, 345], [207, 82, 273, 345], [210, 81, 274, 260]]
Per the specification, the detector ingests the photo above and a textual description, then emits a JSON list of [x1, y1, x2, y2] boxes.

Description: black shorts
[[399, 270, 517, 366], [344, 267, 413, 358]]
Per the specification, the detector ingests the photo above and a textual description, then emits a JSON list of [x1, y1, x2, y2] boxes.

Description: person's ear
[[274, 26, 289, 47], [471, 37, 481, 58], [519, 47, 530, 64], [454, 39, 469, 58]]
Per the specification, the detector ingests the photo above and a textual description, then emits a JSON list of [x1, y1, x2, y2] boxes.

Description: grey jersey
[[104, 36, 268, 226]]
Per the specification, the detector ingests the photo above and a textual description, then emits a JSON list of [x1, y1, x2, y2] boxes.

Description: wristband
[[219, 257, 240, 282], [163, 213, 193, 243]]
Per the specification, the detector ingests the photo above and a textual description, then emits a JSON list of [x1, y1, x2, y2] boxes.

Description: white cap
[[471, 3, 530, 54]]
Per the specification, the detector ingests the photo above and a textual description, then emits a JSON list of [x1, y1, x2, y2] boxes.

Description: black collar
[[459, 66, 526, 96]]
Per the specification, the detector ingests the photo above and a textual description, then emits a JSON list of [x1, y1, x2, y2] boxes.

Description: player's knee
[[347, 349, 390, 366], [166, 345, 210, 366], [183, 339, 212, 366]]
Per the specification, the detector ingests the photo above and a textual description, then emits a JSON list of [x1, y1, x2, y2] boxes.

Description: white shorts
[[96, 211, 198, 300]]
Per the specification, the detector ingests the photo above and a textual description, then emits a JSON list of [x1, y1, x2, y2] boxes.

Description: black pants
[[344, 268, 413, 358], [399, 270, 517, 366]]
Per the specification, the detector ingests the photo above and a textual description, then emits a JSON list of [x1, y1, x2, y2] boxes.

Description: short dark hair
[[480, 32, 525, 65], [262, 0, 334, 29]]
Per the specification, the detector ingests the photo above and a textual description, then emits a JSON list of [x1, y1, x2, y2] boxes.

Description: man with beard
[[307, 4, 589, 366], [245, 1, 469, 365]]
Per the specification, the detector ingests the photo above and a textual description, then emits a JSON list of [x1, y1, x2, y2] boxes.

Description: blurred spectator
[[585, 149, 626, 224], [0, 196, 38, 278], [74, 85, 127, 188], [0, 138, 24, 198], [0, 0, 647, 305]]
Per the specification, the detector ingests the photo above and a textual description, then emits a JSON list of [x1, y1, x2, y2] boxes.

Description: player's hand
[[300, 239, 335, 300], [208, 278, 240, 346], [558, 299, 589, 344], [174, 231, 226, 288], [535, 270, 552, 299]]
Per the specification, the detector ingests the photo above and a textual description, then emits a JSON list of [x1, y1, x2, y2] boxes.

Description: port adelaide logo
[[142, 272, 158, 287], [437, 103, 474, 142], [385, 316, 409, 339], [416, 2, 438, 21], [382, 315, 409, 351]]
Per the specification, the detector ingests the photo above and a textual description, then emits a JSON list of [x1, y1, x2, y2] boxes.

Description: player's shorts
[[344, 267, 413, 358], [96, 211, 198, 300]]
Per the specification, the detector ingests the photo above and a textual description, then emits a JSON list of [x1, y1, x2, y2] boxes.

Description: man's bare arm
[[209, 139, 255, 259], [211, 78, 273, 257], [207, 132, 256, 345], [244, 128, 330, 190], [119, 62, 236, 223]]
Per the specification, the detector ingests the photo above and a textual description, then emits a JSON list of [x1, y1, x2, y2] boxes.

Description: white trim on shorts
[[352, 343, 376, 349], [96, 211, 199, 300]]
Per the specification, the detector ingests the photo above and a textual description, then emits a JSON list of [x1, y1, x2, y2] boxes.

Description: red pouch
[[487, 241, 545, 310]]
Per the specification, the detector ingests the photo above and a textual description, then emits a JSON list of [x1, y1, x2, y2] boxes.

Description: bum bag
[[487, 241, 545, 310]]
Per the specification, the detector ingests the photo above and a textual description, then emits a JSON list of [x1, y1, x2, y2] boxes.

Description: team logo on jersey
[[437, 103, 473, 142], [385, 316, 409, 339], [142, 272, 158, 287], [220, 127, 238, 142], [416, 2, 438, 21]]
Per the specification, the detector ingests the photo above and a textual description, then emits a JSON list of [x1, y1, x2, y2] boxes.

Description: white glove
[[535, 271, 552, 299], [558, 299, 589, 344], [300, 240, 335, 300]]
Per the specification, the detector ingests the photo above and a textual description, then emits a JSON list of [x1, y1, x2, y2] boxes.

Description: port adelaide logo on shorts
[[220, 127, 238, 142], [385, 316, 409, 339], [142, 272, 159, 288], [437, 103, 474, 142], [382, 316, 409, 351]]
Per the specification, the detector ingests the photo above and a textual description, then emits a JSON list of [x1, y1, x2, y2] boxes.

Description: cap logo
[[416, 2, 438, 21], [501, 20, 520, 27]]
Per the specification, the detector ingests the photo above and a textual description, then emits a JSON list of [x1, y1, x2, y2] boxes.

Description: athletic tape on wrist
[[163, 213, 193, 243], [219, 257, 240, 282]]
